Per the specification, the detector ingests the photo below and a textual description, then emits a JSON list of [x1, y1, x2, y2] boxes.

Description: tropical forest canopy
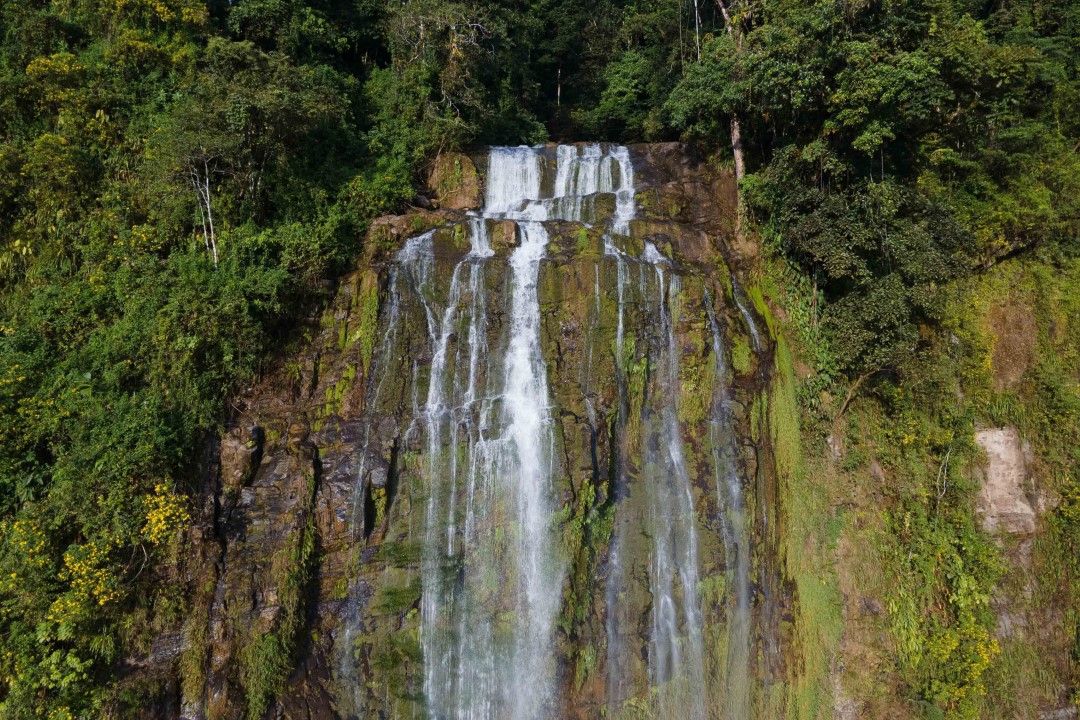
[[0, 0, 1077, 716]]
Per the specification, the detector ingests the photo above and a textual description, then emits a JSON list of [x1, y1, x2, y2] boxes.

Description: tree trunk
[[693, 0, 702, 61], [730, 114, 746, 182], [716, 0, 748, 244], [202, 161, 218, 267]]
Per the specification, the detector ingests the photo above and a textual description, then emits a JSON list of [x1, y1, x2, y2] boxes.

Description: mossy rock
[[489, 218, 518, 251], [364, 211, 455, 262], [427, 151, 482, 209]]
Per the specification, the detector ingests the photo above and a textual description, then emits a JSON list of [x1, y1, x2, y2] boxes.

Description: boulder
[[426, 151, 482, 210]]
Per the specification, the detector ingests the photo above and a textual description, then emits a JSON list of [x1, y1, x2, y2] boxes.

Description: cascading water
[[347, 143, 764, 720], [639, 245, 706, 720], [415, 147, 562, 720], [708, 297, 752, 720], [414, 144, 644, 718]]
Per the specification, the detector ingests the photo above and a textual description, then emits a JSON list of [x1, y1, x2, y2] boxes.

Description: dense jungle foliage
[[0, 0, 1077, 717]]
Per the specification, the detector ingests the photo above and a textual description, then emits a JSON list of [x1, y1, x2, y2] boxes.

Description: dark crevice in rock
[[360, 478, 378, 542]]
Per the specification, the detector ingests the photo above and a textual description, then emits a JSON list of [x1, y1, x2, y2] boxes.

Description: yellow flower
[[143, 482, 190, 546]]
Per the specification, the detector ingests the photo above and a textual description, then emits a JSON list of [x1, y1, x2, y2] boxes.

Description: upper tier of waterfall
[[481, 143, 636, 226]]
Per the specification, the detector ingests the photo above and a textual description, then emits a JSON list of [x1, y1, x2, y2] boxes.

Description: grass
[[770, 333, 843, 720]]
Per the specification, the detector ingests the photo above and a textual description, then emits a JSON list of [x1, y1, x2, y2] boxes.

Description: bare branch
[[936, 446, 952, 502], [835, 369, 878, 423]]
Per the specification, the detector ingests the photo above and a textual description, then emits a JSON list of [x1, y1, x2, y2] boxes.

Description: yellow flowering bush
[[54, 540, 121, 613], [24, 53, 84, 104], [143, 482, 190, 546], [0, 519, 51, 596]]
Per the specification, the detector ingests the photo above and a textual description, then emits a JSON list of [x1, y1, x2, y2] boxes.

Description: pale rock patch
[[975, 427, 1037, 535]]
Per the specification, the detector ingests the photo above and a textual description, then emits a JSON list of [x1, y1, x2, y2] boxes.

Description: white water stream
[[417, 145, 641, 718]]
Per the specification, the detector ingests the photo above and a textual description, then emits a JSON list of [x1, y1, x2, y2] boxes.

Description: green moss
[[614, 231, 645, 257], [747, 282, 776, 337], [558, 468, 616, 635], [635, 189, 657, 214], [375, 577, 422, 615], [377, 540, 422, 568], [769, 330, 844, 720], [436, 156, 466, 197], [698, 573, 726, 607], [731, 335, 752, 374], [319, 363, 358, 421], [370, 485, 387, 530], [348, 272, 381, 372], [452, 221, 468, 251], [771, 336, 801, 481], [367, 223, 396, 255], [574, 645, 597, 690], [623, 334, 646, 451], [331, 577, 350, 601], [370, 625, 423, 673], [179, 592, 210, 705], [239, 632, 294, 720], [677, 353, 711, 428], [575, 226, 591, 255]]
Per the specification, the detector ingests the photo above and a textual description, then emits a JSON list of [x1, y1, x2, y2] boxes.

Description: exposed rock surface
[[988, 301, 1036, 392], [975, 427, 1037, 535], [974, 426, 1074, 720], [425, 151, 482, 209]]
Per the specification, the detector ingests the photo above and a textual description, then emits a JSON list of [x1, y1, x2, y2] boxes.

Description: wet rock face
[[175, 144, 769, 720]]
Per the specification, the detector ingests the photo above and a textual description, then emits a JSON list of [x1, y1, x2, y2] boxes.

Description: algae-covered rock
[[489, 218, 517, 250], [364, 210, 458, 261]]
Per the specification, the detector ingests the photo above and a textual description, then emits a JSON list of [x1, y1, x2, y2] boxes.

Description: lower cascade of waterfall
[[342, 144, 763, 719]]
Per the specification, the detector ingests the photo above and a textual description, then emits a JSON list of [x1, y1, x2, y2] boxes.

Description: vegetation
[[0, 0, 1076, 718]]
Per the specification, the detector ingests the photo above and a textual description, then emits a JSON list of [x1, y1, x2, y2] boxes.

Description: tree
[[149, 38, 350, 262]]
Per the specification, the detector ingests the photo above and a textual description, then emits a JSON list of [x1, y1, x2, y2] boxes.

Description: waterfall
[[731, 279, 763, 354], [414, 148, 561, 719], [640, 244, 706, 720], [603, 149, 635, 713], [347, 144, 759, 719], [610, 145, 635, 236], [419, 220, 493, 718], [349, 231, 436, 534], [499, 219, 559, 718], [604, 246, 631, 712], [414, 144, 641, 719]]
